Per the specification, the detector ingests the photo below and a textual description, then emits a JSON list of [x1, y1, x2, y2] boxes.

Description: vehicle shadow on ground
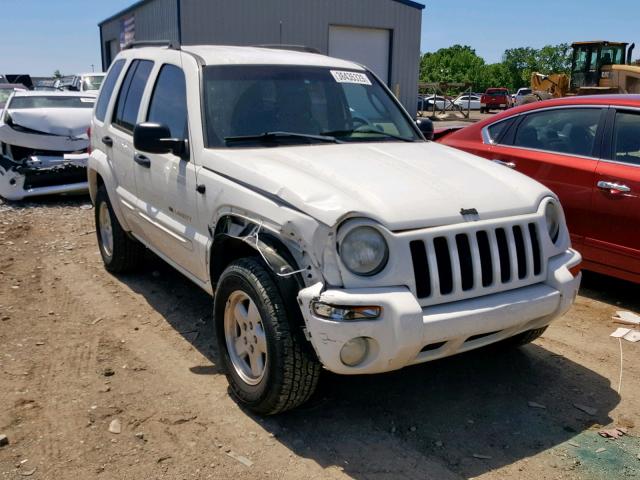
[[579, 271, 640, 312], [119, 254, 621, 479]]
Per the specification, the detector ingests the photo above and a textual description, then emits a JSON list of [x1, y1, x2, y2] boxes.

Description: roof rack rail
[[124, 40, 180, 50], [254, 44, 321, 54]]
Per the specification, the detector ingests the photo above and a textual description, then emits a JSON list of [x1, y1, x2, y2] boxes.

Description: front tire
[[95, 186, 143, 273], [215, 258, 320, 415]]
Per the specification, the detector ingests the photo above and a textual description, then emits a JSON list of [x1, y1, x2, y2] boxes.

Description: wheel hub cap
[[224, 291, 268, 385], [98, 202, 114, 258]]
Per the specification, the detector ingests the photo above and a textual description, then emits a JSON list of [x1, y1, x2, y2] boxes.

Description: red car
[[438, 95, 640, 284], [480, 88, 512, 113]]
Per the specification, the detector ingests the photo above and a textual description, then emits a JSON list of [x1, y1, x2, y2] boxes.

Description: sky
[[1, 0, 639, 76]]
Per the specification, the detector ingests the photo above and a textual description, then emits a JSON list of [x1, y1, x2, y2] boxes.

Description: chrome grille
[[409, 221, 544, 305]]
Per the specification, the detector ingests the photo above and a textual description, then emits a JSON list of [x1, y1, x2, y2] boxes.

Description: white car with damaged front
[[0, 91, 94, 200], [88, 45, 581, 415]]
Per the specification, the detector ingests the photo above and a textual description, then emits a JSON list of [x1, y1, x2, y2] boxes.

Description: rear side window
[[613, 111, 640, 165], [513, 108, 602, 157], [113, 59, 153, 132], [147, 64, 188, 140], [486, 119, 513, 143], [95, 59, 125, 121]]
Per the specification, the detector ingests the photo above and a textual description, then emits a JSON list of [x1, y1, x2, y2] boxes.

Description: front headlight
[[545, 202, 560, 243], [339, 226, 389, 276]]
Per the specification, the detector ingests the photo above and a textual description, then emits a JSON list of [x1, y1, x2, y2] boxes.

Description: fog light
[[340, 337, 369, 367], [311, 301, 382, 321]]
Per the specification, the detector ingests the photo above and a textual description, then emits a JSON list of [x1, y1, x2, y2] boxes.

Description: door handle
[[597, 180, 631, 194], [101, 136, 113, 147], [492, 159, 516, 169], [134, 153, 151, 168]]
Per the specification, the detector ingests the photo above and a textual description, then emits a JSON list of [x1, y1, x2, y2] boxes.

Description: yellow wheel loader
[[530, 41, 640, 100]]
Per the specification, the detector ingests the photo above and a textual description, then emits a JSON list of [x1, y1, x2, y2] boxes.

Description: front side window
[[613, 111, 640, 165], [9, 96, 95, 109], [147, 64, 187, 140], [513, 108, 602, 157], [202, 65, 420, 148], [95, 59, 125, 121], [113, 59, 153, 132]]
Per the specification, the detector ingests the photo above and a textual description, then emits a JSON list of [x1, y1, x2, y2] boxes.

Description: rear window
[[113, 59, 154, 132], [95, 59, 125, 121], [485, 90, 508, 96], [486, 119, 513, 143], [8, 96, 95, 109]]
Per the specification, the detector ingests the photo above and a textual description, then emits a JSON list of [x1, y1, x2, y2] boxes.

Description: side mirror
[[416, 118, 434, 141], [133, 122, 188, 159]]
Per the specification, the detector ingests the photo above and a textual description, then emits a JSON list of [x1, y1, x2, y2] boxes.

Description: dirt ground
[[1, 197, 639, 480]]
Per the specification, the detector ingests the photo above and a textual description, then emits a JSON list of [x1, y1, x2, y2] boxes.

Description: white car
[[421, 94, 453, 110], [88, 44, 581, 414], [57, 73, 106, 94], [0, 91, 95, 200], [514, 88, 534, 106], [453, 94, 482, 110]]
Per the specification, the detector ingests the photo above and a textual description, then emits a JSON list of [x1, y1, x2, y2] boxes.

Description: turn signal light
[[311, 302, 382, 321]]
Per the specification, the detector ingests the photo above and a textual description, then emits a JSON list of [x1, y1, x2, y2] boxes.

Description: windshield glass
[[82, 75, 104, 91], [202, 65, 420, 147], [9, 96, 95, 109]]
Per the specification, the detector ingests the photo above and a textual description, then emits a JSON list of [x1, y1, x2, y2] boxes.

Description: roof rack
[[123, 40, 180, 50], [254, 44, 321, 54]]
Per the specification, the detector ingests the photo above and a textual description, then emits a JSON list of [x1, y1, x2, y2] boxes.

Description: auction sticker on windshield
[[330, 70, 372, 85]]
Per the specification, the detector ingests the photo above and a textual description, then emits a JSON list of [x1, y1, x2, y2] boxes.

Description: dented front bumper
[[297, 248, 581, 375], [0, 153, 89, 201]]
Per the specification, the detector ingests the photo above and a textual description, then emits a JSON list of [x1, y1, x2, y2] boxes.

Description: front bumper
[[298, 248, 581, 375], [0, 153, 88, 201]]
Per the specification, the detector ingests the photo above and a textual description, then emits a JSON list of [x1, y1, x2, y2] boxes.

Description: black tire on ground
[[95, 185, 144, 273], [214, 257, 321, 415], [501, 326, 548, 347]]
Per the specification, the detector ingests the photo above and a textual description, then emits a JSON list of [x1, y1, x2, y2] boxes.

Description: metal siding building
[[99, 0, 424, 114]]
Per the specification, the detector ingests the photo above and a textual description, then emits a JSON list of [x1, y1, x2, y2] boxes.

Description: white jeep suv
[[88, 43, 582, 414]]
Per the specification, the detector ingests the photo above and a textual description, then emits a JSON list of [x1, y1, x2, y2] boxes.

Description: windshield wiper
[[225, 131, 341, 145], [322, 128, 415, 142]]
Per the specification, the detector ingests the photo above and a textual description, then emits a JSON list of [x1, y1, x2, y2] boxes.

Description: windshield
[[82, 75, 104, 91], [202, 65, 420, 147], [9, 96, 95, 109]]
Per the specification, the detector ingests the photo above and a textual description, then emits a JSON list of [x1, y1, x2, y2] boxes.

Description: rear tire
[[95, 186, 143, 273], [215, 257, 321, 415]]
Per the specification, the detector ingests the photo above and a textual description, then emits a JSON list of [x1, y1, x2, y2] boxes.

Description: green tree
[[53, 70, 63, 79], [477, 63, 512, 91], [502, 44, 572, 89], [420, 45, 485, 87]]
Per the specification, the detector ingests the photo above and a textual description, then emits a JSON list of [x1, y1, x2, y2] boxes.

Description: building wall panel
[[100, 0, 422, 113]]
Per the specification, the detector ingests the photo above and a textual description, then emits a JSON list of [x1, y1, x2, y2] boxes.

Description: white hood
[[201, 141, 553, 231], [8, 108, 92, 137]]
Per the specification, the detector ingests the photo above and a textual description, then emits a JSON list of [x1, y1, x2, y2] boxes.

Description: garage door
[[328, 26, 391, 84]]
